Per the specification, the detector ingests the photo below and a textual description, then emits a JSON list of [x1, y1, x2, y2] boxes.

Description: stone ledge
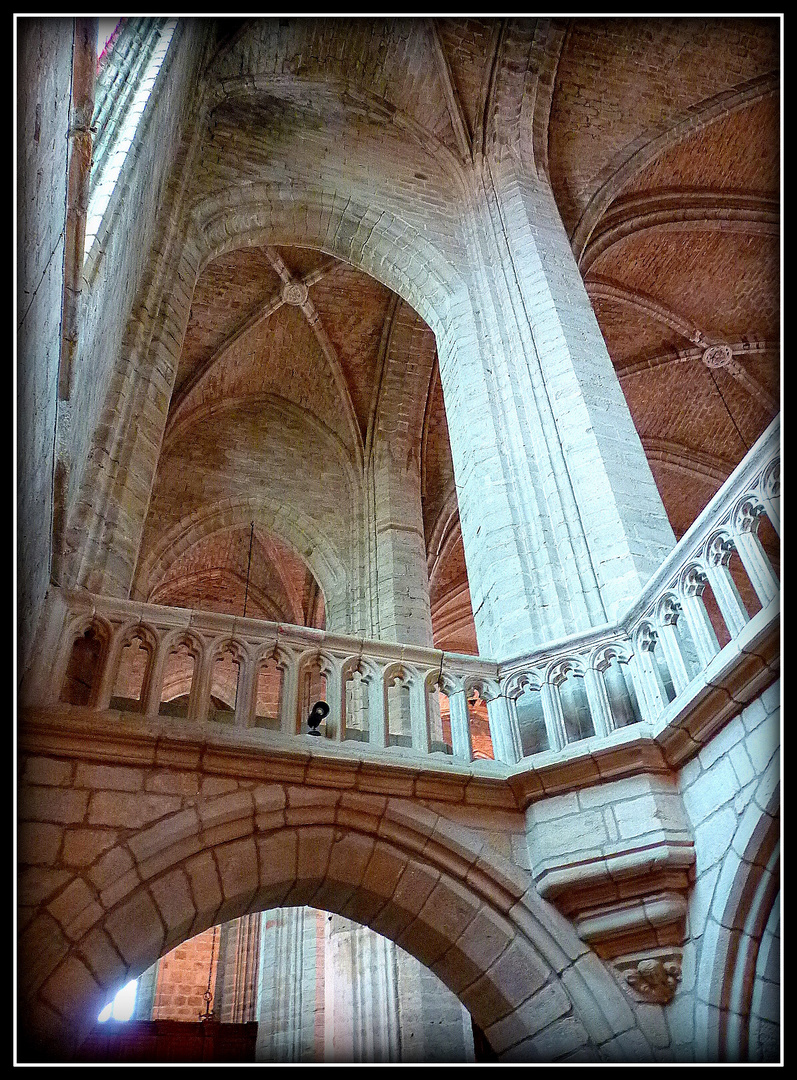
[[575, 890, 688, 947], [507, 725, 670, 809], [18, 707, 510, 809], [532, 842, 695, 905], [652, 603, 779, 768], [20, 603, 779, 813]]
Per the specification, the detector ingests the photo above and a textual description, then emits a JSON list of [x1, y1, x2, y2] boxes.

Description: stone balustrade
[[26, 419, 779, 772]]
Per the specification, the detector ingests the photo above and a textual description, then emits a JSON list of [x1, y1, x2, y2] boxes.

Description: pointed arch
[[23, 787, 655, 1062], [132, 495, 346, 624]]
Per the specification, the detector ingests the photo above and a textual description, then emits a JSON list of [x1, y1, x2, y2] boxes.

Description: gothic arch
[[132, 496, 345, 627], [53, 614, 114, 708], [696, 771, 780, 1062], [64, 177, 478, 603], [569, 73, 778, 262], [191, 194, 467, 347], [23, 788, 655, 1062]]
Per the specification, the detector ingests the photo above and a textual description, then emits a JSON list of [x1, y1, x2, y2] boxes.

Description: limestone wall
[[18, 715, 663, 1062], [673, 680, 780, 1062], [65, 20, 206, 518], [516, 680, 780, 1062], [18, 677, 780, 1063], [16, 18, 73, 675]]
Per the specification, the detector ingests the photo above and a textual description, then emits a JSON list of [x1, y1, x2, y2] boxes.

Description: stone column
[[395, 943, 475, 1063], [436, 161, 676, 660], [324, 914, 401, 1063], [323, 914, 474, 1063], [368, 444, 434, 652], [364, 304, 438, 750], [215, 914, 262, 1023], [363, 298, 437, 650], [255, 907, 322, 1062]]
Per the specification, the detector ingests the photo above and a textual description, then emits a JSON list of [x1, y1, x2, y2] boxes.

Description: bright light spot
[[84, 19, 177, 263], [97, 19, 119, 58], [98, 979, 138, 1022]]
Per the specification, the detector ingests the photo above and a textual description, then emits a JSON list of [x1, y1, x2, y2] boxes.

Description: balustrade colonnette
[[34, 420, 780, 769]]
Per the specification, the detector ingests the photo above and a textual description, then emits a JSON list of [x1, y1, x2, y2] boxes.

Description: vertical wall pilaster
[[366, 299, 437, 650], [256, 906, 320, 1061]]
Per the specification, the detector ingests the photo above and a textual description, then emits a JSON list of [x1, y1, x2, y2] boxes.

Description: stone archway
[[19, 769, 654, 1063], [132, 495, 345, 627], [59, 155, 474, 605], [699, 786, 780, 1062]]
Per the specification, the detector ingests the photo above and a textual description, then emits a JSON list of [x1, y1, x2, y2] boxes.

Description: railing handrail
[[614, 416, 780, 633], [27, 417, 780, 772], [47, 417, 779, 677]]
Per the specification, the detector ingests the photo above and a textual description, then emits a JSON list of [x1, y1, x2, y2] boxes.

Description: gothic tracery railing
[[28, 419, 780, 770]]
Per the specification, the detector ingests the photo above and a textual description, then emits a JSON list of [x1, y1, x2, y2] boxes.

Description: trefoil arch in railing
[[39, 419, 779, 771]]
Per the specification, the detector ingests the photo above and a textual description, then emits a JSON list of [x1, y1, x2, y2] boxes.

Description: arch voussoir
[[76, 926, 130, 1000], [281, 824, 336, 908], [213, 835, 260, 925], [146, 867, 197, 956], [464, 935, 551, 1030], [338, 836, 410, 928], [25, 779, 659, 1063], [182, 849, 224, 936], [396, 873, 483, 972], [311, 829, 376, 915], [102, 888, 166, 976], [251, 828, 299, 912], [431, 903, 516, 996], [483, 976, 579, 1059], [368, 855, 441, 946]]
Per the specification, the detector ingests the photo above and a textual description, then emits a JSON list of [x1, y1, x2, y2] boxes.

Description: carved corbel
[[614, 949, 683, 1005], [526, 773, 695, 963]]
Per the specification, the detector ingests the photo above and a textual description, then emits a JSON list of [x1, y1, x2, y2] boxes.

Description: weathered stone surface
[[19, 822, 64, 866], [16, 13, 781, 1064]]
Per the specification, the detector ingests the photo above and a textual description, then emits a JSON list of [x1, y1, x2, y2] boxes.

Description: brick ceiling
[[145, 17, 780, 653]]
